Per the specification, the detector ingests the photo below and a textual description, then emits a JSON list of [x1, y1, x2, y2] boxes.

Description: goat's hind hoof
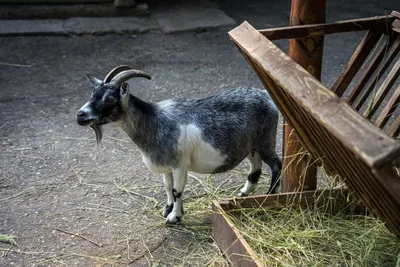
[[163, 204, 173, 218], [238, 192, 248, 197]]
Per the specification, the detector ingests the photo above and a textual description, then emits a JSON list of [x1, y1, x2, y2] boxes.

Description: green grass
[[0, 235, 17, 246]]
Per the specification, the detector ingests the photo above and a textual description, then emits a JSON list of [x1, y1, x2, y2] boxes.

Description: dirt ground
[[1, 0, 399, 266]]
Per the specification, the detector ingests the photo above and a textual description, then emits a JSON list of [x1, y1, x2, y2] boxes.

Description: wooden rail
[[229, 21, 400, 238]]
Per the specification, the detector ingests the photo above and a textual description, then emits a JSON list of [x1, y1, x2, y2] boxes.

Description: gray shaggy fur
[[77, 69, 282, 224]]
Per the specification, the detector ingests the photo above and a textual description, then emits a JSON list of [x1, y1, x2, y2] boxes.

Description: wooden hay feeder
[[212, 11, 400, 266]]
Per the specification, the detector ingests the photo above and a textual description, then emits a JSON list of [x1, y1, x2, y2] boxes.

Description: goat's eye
[[105, 97, 116, 105]]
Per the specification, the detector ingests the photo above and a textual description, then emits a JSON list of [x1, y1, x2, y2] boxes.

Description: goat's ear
[[85, 73, 102, 89], [120, 82, 129, 99]]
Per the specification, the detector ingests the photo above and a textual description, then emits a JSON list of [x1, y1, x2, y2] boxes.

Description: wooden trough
[[212, 11, 400, 266]]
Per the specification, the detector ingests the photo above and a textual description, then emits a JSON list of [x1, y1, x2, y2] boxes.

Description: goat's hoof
[[163, 204, 173, 218], [165, 212, 182, 224]]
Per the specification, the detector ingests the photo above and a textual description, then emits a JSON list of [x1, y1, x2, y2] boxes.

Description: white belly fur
[[179, 124, 227, 174], [141, 153, 171, 174]]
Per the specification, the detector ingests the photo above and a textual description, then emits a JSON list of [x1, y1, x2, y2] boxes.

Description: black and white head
[[76, 65, 151, 143]]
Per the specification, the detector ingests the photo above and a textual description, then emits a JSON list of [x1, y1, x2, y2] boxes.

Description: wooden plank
[[228, 22, 400, 239], [331, 30, 382, 97], [375, 85, 400, 128], [393, 19, 400, 33], [367, 58, 400, 118], [387, 115, 400, 137], [352, 33, 400, 111], [347, 33, 399, 106], [259, 15, 394, 40], [229, 21, 400, 169], [212, 200, 262, 267], [220, 189, 355, 211]]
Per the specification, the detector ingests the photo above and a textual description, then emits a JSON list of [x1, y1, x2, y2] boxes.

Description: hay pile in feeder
[[227, 192, 400, 267]]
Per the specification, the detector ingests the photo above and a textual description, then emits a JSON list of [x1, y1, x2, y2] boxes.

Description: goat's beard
[[90, 124, 103, 144]]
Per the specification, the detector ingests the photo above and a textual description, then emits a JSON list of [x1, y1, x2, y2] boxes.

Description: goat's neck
[[116, 95, 157, 152]]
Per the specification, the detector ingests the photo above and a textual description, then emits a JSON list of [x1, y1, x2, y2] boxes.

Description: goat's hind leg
[[239, 152, 263, 196], [259, 151, 282, 194]]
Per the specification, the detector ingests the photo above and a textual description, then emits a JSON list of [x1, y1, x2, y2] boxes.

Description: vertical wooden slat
[[367, 58, 400, 119], [331, 30, 382, 97], [283, 0, 326, 193], [375, 85, 400, 128], [347, 33, 398, 105], [387, 115, 400, 137], [351, 33, 400, 110]]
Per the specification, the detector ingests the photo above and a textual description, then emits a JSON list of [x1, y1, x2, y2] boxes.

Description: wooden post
[[283, 0, 326, 192]]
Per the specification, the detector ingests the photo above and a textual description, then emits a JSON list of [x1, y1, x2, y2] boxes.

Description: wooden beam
[[393, 19, 400, 33], [229, 20, 400, 240], [212, 200, 262, 267], [331, 30, 382, 97], [367, 58, 400, 119], [259, 15, 394, 41], [375, 85, 400, 129], [387, 115, 400, 138], [348, 33, 400, 108], [353, 33, 400, 111], [283, 0, 325, 193], [229, 21, 400, 168]]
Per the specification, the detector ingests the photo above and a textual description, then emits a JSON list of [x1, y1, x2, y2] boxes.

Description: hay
[[228, 197, 400, 267], [119, 157, 400, 266]]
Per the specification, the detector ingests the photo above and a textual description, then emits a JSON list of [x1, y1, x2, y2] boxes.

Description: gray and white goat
[[76, 66, 282, 224]]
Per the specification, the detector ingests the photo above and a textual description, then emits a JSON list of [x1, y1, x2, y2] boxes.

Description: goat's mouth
[[76, 117, 92, 126], [76, 116, 103, 143]]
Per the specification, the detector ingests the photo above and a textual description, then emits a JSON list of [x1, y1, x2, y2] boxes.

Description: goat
[[76, 65, 282, 224]]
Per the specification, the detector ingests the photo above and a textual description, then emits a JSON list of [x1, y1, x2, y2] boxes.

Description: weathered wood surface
[[259, 15, 394, 41], [388, 115, 400, 137], [375, 85, 400, 129], [219, 189, 361, 212], [393, 19, 400, 33], [367, 58, 400, 119], [229, 21, 400, 239], [212, 200, 263, 267], [283, 0, 325, 193], [351, 33, 400, 111], [331, 30, 381, 97], [213, 189, 364, 266], [230, 21, 400, 169]]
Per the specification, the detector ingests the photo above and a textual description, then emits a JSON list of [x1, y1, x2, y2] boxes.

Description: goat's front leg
[[162, 172, 174, 218], [166, 167, 187, 224]]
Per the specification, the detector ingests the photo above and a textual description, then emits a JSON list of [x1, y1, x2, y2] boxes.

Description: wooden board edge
[[258, 15, 394, 40], [228, 21, 400, 169], [212, 200, 263, 267], [219, 188, 351, 209]]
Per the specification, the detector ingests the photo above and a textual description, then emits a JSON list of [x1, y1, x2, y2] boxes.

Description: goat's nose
[[77, 111, 86, 117]]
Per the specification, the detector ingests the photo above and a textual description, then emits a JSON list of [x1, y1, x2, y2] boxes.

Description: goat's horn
[[111, 69, 152, 86], [103, 65, 132, 83]]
